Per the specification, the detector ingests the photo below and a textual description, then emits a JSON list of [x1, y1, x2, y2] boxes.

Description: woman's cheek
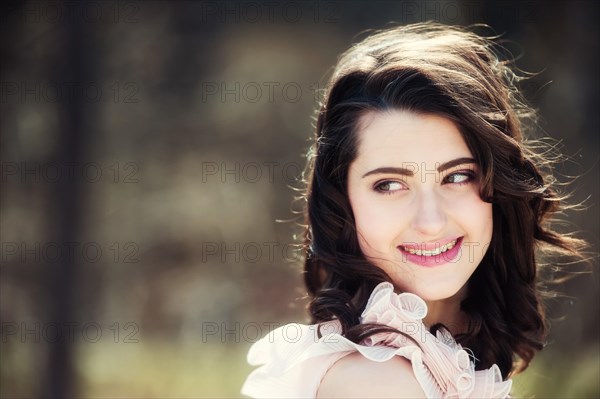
[[449, 194, 493, 239]]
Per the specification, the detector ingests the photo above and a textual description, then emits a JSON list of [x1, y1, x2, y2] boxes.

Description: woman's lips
[[397, 236, 464, 267]]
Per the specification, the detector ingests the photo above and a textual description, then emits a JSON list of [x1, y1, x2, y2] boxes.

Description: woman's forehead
[[354, 110, 473, 164]]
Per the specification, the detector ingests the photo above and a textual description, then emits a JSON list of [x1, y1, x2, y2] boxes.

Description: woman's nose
[[409, 190, 447, 236]]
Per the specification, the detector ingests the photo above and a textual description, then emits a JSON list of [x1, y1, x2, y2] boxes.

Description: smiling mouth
[[398, 237, 462, 257]]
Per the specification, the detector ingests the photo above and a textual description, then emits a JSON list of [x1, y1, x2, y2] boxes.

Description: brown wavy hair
[[298, 22, 589, 379]]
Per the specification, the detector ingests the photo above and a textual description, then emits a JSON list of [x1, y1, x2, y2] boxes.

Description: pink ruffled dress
[[241, 282, 512, 398]]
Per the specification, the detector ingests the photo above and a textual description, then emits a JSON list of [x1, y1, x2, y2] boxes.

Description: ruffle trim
[[241, 282, 512, 398], [359, 282, 512, 398]]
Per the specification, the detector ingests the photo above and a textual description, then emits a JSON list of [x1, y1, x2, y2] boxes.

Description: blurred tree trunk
[[43, 1, 90, 397]]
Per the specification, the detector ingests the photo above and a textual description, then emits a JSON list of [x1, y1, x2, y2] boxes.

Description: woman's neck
[[422, 285, 469, 336]]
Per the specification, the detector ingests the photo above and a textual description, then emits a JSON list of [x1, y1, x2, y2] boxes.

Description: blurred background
[[1, 0, 598, 397]]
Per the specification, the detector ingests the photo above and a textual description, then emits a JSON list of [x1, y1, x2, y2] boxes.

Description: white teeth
[[402, 239, 458, 256]]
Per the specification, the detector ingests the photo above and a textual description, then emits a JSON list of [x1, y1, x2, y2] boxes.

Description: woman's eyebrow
[[361, 157, 476, 178]]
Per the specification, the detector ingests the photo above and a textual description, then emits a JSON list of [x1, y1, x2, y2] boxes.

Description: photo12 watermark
[[200, 320, 458, 345], [200, 161, 302, 184], [198, 1, 340, 24], [376, 1, 538, 24], [1, 161, 140, 184], [0, 81, 140, 104], [199, 240, 490, 265], [1, 241, 140, 264], [1, 321, 140, 344], [398, 240, 491, 264], [1, 1, 140, 26], [200, 81, 324, 104], [201, 241, 300, 263]]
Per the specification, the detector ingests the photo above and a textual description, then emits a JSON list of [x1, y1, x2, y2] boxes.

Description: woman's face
[[347, 110, 493, 301]]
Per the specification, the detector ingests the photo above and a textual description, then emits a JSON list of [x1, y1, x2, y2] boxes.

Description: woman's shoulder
[[241, 320, 359, 398], [241, 317, 414, 398], [316, 352, 426, 398]]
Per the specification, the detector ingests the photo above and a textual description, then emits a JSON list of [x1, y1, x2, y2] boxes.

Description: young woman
[[241, 22, 588, 398]]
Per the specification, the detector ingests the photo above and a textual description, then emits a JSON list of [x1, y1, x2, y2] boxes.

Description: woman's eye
[[374, 180, 404, 194], [445, 171, 475, 185]]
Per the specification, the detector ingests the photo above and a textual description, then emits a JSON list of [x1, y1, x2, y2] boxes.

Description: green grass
[[77, 340, 254, 397]]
